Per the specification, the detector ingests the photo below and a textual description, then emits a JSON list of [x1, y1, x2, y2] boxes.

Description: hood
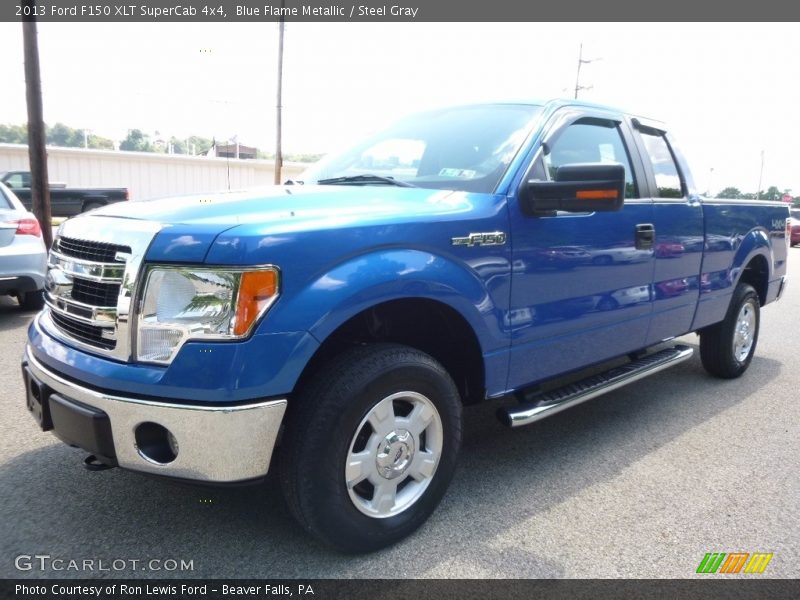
[[87, 185, 477, 262], [93, 185, 475, 229]]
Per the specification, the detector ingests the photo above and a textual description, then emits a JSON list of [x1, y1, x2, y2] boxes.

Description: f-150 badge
[[451, 232, 507, 247]]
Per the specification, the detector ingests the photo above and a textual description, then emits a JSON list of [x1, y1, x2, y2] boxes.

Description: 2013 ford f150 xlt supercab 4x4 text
[[21, 100, 789, 552]]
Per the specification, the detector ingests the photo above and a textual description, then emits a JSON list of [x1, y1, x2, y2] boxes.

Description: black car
[[0, 171, 128, 217]]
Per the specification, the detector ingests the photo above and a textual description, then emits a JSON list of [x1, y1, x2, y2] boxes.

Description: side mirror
[[521, 163, 626, 215]]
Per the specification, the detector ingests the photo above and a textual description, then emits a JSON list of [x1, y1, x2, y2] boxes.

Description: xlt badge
[[451, 232, 507, 247]]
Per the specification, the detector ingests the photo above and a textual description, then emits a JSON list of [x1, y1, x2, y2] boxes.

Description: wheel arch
[[731, 229, 772, 306], [294, 297, 487, 405], [736, 254, 769, 306]]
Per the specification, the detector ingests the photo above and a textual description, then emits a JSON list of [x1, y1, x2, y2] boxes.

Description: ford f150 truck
[[21, 100, 789, 552], [1, 170, 129, 217]]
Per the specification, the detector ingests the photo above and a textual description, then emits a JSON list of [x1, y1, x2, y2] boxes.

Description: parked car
[[0, 182, 46, 309], [0, 171, 128, 217], [21, 100, 789, 552], [791, 208, 800, 246], [586, 244, 651, 265], [530, 245, 590, 269]]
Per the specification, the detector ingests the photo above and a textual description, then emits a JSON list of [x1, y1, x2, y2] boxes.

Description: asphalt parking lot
[[0, 251, 798, 579]]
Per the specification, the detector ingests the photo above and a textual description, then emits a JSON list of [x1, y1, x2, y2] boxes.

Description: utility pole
[[273, 3, 285, 185], [22, 1, 52, 249], [574, 43, 600, 99]]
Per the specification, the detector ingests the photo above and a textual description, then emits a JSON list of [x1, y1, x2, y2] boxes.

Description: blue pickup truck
[[21, 100, 789, 551]]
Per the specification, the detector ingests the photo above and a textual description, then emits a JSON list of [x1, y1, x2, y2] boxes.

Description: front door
[[507, 110, 656, 390]]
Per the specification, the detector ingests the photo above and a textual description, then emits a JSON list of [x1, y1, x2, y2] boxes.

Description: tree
[[0, 123, 29, 143], [716, 187, 742, 199], [47, 122, 82, 147], [86, 133, 114, 150], [119, 129, 153, 152], [167, 136, 187, 154], [764, 186, 781, 201], [186, 135, 213, 155]]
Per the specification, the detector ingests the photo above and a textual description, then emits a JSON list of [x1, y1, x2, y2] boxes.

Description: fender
[[263, 248, 504, 354], [692, 227, 772, 331], [730, 228, 772, 286]]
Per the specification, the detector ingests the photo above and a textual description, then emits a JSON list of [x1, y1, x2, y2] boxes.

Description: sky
[[0, 22, 798, 196]]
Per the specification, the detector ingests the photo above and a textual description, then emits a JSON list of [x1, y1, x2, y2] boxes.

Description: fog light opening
[[135, 422, 178, 465]]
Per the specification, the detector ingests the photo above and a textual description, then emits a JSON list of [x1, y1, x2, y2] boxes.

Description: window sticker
[[439, 168, 477, 178]]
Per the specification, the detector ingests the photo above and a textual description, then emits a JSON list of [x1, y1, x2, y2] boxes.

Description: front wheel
[[279, 343, 462, 552], [699, 282, 760, 378]]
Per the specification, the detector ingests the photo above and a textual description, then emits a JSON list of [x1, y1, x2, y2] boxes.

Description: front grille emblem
[[45, 266, 72, 297]]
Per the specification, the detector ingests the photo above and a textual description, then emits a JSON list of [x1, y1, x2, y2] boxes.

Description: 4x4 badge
[[451, 232, 507, 247]]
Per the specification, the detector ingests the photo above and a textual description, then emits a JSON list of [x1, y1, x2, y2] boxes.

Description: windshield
[[301, 104, 542, 194], [791, 208, 800, 220]]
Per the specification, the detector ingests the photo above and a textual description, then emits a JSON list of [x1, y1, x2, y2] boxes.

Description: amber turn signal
[[234, 270, 279, 336]]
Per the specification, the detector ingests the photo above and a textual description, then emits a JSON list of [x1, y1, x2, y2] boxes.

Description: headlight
[[137, 266, 279, 364]]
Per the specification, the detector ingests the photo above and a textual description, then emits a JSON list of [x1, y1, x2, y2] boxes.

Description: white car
[[586, 245, 651, 265], [0, 182, 47, 310]]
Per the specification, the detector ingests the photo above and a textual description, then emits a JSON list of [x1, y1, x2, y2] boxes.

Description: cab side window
[[639, 131, 684, 198], [4, 173, 29, 189], [543, 119, 638, 199]]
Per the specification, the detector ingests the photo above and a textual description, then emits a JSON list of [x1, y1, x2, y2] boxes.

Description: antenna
[[574, 43, 602, 99], [756, 150, 764, 200]]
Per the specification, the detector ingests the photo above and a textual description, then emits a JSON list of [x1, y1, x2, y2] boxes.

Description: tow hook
[[83, 455, 116, 472]]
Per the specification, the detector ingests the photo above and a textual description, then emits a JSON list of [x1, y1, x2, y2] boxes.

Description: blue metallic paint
[[28, 317, 318, 402], [29, 100, 790, 406]]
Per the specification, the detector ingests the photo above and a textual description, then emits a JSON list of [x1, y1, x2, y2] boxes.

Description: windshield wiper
[[316, 174, 416, 187]]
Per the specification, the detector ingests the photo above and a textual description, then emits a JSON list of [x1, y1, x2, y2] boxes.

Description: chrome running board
[[499, 345, 694, 428]]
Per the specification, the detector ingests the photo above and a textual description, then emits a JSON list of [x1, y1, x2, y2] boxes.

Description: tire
[[699, 283, 760, 379], [279, 343, 462, 552], [19, 290, 44, 311]]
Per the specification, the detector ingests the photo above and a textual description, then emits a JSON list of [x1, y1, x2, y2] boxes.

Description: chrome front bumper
[[23, 347, 287, 483]]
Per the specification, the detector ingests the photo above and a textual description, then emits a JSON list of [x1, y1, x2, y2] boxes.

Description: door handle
[[635, 223, 655, 250]]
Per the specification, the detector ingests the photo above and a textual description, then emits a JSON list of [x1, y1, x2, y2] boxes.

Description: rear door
[[629, 121, 704, 344], [506, 108, 656, 389]]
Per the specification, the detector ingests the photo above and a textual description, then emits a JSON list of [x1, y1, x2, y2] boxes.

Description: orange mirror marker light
[[234, 270, 279, 336], [576, 189, 618, 200]]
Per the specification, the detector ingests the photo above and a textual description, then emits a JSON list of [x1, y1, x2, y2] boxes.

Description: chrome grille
[[41, 217, 163, 361], [57, 236, 130, 263], [45, 236, 124, 351], [71, 278, 120, 306], [50, 311, 116, 350]]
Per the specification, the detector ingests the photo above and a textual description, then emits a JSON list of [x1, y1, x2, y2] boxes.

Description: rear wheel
[[280, 343, 462, 552], [699, 283, 760, 378]]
